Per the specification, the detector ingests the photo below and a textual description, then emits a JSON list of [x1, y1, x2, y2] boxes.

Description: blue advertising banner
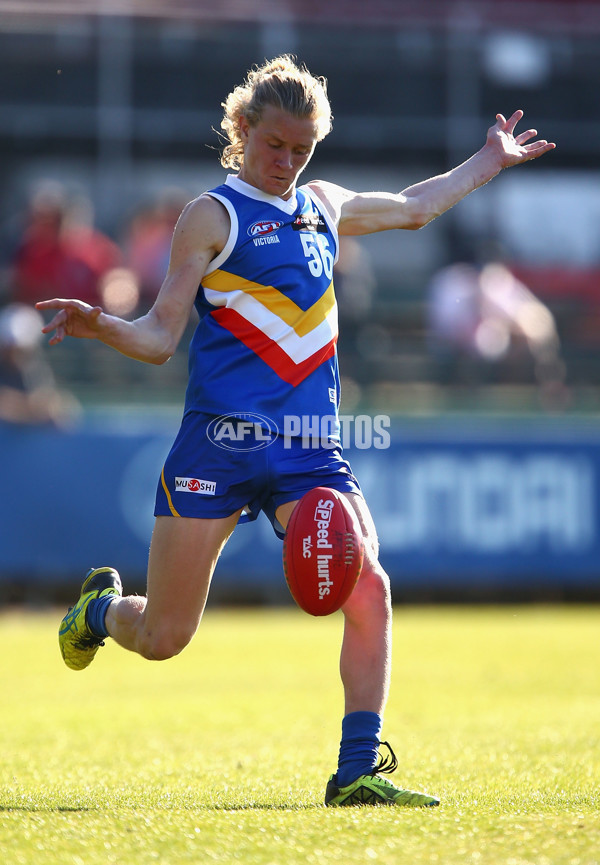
[[353, 422, 599, 592], [1, 414, 599, 598]]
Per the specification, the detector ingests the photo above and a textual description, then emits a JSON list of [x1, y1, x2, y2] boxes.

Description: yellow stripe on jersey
[[202, 269, 336, 338]]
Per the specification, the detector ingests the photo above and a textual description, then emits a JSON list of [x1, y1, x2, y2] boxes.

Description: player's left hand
[[487, 110, 556, 169]]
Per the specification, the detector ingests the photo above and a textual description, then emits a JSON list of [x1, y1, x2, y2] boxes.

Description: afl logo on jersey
[[247, 220, 283, 237]]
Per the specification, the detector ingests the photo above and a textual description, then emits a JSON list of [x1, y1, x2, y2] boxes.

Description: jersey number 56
[[300, 234, 334, 281]]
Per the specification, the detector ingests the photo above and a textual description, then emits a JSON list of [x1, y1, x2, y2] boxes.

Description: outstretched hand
[[486, 110, 555, 169], [35, 298, 106, 345]]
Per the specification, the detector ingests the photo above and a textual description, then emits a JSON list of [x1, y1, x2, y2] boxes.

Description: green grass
[[1, 604, 599, 864]]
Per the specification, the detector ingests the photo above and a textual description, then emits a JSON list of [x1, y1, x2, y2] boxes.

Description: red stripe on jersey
[[211, 307, 337, 387]]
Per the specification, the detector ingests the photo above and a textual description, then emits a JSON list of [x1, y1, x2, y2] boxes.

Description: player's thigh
[[274, 498, 299, 532], [144, 511, 242, 632], [340, 492, 380, 561], [340, 492, 390, 620], [276, 491, 379, 559]]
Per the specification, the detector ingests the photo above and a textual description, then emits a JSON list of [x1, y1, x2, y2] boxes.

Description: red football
[[282, 487, 364, 616]]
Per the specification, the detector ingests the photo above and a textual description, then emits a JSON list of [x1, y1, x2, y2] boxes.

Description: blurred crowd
[[426, 256, 567, 407], [0, 180, 191, 426], [1, 180, 191, 317], [0, 302, 80, 427], [0, 179, 571, 425]]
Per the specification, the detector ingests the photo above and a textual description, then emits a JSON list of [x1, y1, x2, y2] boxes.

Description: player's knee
[[138, 624, 195, 661], [343, 560, 391, 620]]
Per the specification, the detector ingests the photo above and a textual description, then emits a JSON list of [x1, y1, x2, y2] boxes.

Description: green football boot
[[58, 567, 122, 671], [325, 741, 440, 807]]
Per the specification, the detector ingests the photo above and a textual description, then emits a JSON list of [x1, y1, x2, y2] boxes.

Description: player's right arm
[[36, 194, 229, 364]]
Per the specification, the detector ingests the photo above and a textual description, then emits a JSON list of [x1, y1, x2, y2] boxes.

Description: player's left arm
[[309, 111, 555, 236]]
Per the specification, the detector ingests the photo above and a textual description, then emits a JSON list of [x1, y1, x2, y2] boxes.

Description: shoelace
[[371, 740, 399, 776]]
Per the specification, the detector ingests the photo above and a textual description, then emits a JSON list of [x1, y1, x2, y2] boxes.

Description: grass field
[[0, 604, 598, 865]]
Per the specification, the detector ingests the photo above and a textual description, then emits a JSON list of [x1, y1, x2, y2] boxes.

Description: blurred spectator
[[98, 267, 141, 319], [427, 257, 567, 404], [0, 303, 80, 427], [334, 236, 378, 391], [11, 181, 122, 307], [122, 188, 189, 307]]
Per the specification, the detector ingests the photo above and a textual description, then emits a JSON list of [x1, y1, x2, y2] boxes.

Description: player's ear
[[239, 115, 251, 143]]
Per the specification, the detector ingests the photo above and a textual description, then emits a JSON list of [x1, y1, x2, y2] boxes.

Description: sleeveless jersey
[[183, 175, 341, 437]]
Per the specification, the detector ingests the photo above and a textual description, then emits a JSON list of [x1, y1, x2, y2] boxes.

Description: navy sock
[[86, 595, 114, 639], [335, 711, 383, 788]]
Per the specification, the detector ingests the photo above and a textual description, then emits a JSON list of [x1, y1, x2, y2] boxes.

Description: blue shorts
[[154, 412, 361, 539]]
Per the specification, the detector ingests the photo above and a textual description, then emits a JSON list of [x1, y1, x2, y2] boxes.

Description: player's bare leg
[[276, 491, 438, 806], [338, 492, 392, 716], [105, 511, 242, 659], [275, 492, 391, 715]]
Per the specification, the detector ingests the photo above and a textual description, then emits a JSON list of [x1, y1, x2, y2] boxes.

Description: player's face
[[237, 105, 319, 200]]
